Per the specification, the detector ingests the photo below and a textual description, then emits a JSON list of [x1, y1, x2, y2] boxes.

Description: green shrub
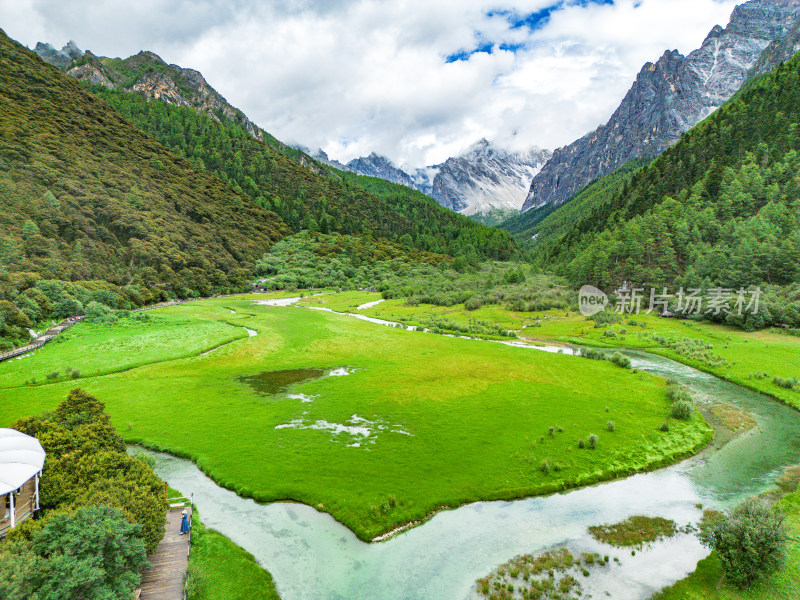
[[772, 376, 799, 390], [671, 400, 694, 420], [666, 385, 692, 403], [610, 352, 631, 369], [698, 498, 789, 588], [606, 421, 615, 432], [578, 439, 585, 449], [589, 311, 622, 325], [588, 434, 599, 449]]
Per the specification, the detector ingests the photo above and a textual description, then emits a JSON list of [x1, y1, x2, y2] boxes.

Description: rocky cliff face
[[345, 140, 550, 215], [35, 44, 266, 142], [522, 0, 800, 212]]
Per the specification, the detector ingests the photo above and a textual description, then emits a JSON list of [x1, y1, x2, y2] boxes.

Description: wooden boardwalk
[[138, 508, 191, 600]]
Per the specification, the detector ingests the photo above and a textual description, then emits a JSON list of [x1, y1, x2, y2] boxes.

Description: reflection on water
[[142, 350, 800, 600]]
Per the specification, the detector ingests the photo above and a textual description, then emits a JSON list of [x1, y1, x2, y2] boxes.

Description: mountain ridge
[[521, 0, 800, 213]]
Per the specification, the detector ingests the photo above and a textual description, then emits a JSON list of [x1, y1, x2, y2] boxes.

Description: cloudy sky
[[2, 0, 742, 168]]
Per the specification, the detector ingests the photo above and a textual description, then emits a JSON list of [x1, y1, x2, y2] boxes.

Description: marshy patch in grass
[[274, 414, 412, 446], [588, 515, 678, 549], [236, 368, 327, 396]]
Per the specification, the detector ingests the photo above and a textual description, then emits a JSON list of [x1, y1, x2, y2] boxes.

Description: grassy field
[[0, 293, 711, 540], [298, 294, 800, 411], [652, 489, 800, 600], [299, 291, 538, 332], [519, 312, 800, 411], [0, 307, 247, 388], [186, 512, 280, 600]]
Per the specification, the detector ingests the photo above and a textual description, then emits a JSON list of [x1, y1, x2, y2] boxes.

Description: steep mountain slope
[[36, 43, 266, 141], [88, 86, 515, 260], [346, 140, 550, 216], [532, 52, 800, 326], [0, 29, 288, 286], [501, 158, 648, 245], [522, 0, 800, 213], [34, 40, 515, 260], [35, 42, 323, 172]]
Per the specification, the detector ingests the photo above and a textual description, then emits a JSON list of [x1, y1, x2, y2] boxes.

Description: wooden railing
[[0, 496, 36, 538], [0, 318, 82, 364]]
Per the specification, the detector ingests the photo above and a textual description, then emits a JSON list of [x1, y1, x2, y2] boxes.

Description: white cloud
[[1, 0, 742, 167]]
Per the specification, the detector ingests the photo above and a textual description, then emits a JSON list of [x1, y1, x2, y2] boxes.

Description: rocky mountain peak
[[521, 0, 800, 213], [35, 41, 266, 142], [346, 153, 415, 188], [344, 140, 551, 215], [34, 40, 82, 68]]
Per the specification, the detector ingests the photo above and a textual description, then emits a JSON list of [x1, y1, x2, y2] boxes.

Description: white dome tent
[[0, 428, 46, 536]]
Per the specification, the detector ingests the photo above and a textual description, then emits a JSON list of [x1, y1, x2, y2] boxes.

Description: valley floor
[[4, 290, 798, 598], [0, 292, 709, 541]]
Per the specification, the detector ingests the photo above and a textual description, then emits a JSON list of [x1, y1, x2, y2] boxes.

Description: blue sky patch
[[493, 0, 615, 32], [447, 1, 614, 62], [445, 41, 495, 63]]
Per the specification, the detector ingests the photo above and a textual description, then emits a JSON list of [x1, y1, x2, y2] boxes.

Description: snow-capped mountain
[[345, 140, 551, 216], [430, 140, 551, 214], [346, 153, 416, 188]]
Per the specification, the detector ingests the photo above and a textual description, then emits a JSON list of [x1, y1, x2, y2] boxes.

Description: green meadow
[[518, 312, 800, 410], [299, 291, 538, 332], [0, 308, 247, 388], [301, 293, 800, 411], [0, 294, 711, 540]]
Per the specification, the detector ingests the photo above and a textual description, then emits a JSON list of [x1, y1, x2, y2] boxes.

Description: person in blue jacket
[[180, 508, 190, 535]]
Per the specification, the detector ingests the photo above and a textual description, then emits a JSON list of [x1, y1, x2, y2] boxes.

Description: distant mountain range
[[36, 42, 549, 219], [521, 0, 800, 213], [338, 140, 551, 217]]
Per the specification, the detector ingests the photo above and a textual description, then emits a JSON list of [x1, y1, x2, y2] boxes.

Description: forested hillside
[[531, 54, 800, 308], [0, 30, 516, 350], [499, 159, 648, 247], [86, 84, 515, 262], [0, 30, 290, 288]]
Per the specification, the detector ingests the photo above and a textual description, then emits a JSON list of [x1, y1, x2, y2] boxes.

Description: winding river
[[138, 308, 800, 600]]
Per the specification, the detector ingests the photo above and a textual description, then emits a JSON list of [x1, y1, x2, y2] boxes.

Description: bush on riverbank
[[698, 498, 790, 589], [0, 505, 148, 599], [11, 388, 168, 553]]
